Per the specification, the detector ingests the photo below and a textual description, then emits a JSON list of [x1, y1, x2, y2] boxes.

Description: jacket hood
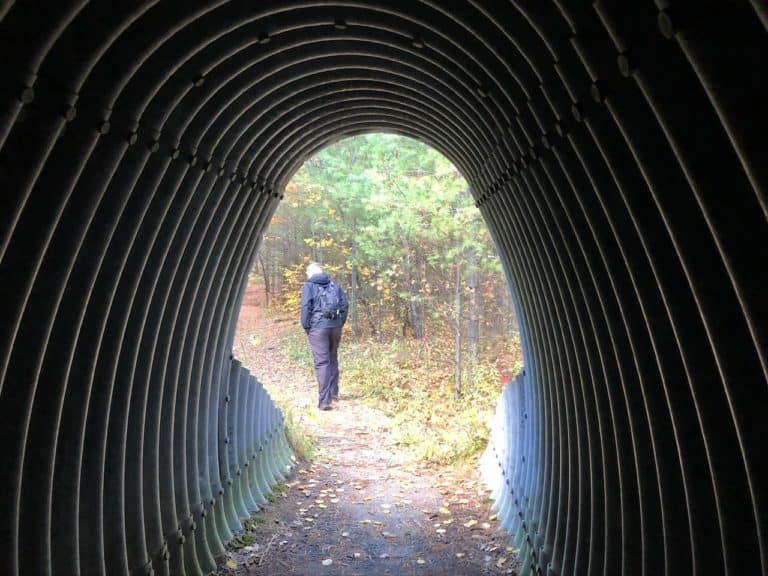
[[308, 273, 331, 285]]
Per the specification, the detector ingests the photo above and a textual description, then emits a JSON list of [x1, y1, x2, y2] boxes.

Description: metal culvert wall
[[0, 2, 765, 575]]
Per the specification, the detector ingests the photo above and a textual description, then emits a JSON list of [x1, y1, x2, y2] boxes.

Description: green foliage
[[260, 133, 515, 340], [227, 530, 257, 549]]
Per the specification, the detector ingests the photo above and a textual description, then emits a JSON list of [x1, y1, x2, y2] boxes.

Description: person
[[300, 262, 349, 410]]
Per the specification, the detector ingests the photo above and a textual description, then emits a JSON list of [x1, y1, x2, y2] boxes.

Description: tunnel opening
[[0, 2, 765, 576], [234, 130, 523, 461]]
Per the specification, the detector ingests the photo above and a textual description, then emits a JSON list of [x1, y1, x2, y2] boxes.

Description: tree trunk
[[351, 241, 359, 336], [258, 251, 270, 308], [454, 258, 462, 400], [467, 249, 479, 389]]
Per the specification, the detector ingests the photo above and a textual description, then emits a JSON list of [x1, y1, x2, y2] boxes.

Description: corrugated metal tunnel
[[0, 2, 765, 575]]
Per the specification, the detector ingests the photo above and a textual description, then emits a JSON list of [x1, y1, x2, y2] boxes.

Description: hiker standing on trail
[[300, 262, 349, 410]]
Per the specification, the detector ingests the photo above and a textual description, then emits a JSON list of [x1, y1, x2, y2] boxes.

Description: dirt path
[[218, 283, 520, 575]]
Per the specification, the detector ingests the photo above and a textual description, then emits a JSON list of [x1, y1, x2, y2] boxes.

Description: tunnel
[[0, 1, 766, 575]]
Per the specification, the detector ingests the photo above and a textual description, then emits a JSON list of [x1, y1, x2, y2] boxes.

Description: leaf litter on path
[[218, 283, 521, 575]]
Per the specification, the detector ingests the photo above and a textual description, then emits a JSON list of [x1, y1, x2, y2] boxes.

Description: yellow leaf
[[496, 556, 508, 567], [439, 507, 451, 515], [225, 560, 237, 569], [463, 519, 478, 528]]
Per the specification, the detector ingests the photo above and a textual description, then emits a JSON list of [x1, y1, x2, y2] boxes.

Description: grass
[[280, 406, 317, 461]]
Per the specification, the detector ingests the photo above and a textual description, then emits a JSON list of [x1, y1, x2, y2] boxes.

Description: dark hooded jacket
[[300, 273, 349, 330]]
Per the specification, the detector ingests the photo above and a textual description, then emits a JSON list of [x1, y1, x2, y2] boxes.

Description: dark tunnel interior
[[0, 2, 766, 575]]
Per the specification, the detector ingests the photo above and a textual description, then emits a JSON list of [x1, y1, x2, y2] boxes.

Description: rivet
[[617, 52, 634, 77], [188, 154, 198, 167], [203, 160, 213, 173], [193, 74, 206, 87], [229, 172, 237, 181], [218, 167, 226, 177], [171, 146, 180, 160], [257, 33, 271, 45], [148, 140, 160, 153], [571, 102, 583, 122], [200, 509, 206, 518], [333, 18, 347, 30], [19, 86, 35, 104], [127, 132, 138, 146], [590, 82, 603, 103], [657, 10, 676, 39]]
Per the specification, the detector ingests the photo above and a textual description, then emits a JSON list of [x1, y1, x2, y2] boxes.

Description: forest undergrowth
[[281, 317, 522, 466]]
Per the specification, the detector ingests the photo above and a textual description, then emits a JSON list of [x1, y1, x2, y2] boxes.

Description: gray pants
[[307, 326, 342, 407]]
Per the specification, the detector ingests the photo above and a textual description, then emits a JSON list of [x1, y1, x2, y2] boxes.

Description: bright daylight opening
[[230, 133, 524, 572]]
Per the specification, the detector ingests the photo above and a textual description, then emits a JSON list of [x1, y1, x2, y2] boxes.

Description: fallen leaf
[[496, 557, 508, 567], [225, 559, 237, 569], [463, 519, 478, 528], [439, 507, 451, 515], [489, 514, 498, 521]]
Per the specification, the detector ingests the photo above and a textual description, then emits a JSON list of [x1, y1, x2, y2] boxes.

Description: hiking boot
[[318, 403, 332, 411]]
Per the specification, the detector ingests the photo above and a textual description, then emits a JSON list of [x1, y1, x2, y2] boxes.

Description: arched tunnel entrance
[[0, 2, 765, 575]]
